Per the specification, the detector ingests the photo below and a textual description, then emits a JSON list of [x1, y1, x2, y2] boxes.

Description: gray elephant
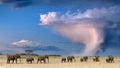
[[26, 57, 34, 63], [106, 55, 114, 63], [37, 55, 49, 63], [7, 54, 21, 64], [93, 56, 100, 62], [61, 58, 66, 62], [67, 56, 76, 62], [80, 56, 88, 62]]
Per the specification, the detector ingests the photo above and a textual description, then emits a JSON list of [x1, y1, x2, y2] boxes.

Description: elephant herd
[[61, 56, 76, 62], [61, 56, 114, 63], [25, 55, 49, 64], [7, 54, 115, 64], [7, 54, 49, 64]]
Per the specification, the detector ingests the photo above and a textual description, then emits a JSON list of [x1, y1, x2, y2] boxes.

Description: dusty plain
[[0, 55, 120, 68]]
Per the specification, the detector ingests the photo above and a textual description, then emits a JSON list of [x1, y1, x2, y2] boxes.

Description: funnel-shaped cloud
[[54, 23, 103, 55], [39, 6, 120, 56]]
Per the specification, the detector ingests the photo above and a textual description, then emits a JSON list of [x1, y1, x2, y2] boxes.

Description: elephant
[[7, 54, 21, 64], [93, 56, 100, 62], [80, 56, 88, 62], [37, 55, 49, 63], [61, 58, 66, 62], [67, 56, 76, 62], [106, 55, 114, 63], [26, 57, 34, 63]]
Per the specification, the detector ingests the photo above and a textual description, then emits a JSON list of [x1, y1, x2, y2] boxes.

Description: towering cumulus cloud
[[39, 6, 120, 55]]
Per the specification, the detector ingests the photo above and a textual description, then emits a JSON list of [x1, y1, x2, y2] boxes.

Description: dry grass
[[0, 55, 120, 68]]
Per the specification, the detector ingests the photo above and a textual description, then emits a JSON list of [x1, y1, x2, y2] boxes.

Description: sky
[[0, 0, 120, 56]]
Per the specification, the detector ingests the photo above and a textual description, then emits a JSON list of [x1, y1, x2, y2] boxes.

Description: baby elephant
[[26, 57, 34, 63], [37, 55, 49, 63], [61, 58, 66, 62], [80, 56, 88, 62], [106, 55, 114, 63], [93, 56, 100, 62]]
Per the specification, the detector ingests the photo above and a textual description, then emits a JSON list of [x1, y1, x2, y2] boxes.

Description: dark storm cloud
[[1, 0, 120, 9], [0, 0, 34, 8], [36, 46, 62, 51], [103, 27, 120, 48], [97, 22, 120, 54], [38, 0, 114, 4], [12, 1, 36, 9], [0, 0, 28, 4], [43, 0, 120, 7], [103, 0, 120, 4]]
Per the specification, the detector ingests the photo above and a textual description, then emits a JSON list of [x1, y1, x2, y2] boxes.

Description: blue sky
[[0, 0, 120, 56]]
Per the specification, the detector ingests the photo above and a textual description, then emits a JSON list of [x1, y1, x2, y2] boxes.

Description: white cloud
[[40, 12, 58, 25], [39, 6, 120, 56], [12, 39, 40, 47], [40, 6, 120, 26]]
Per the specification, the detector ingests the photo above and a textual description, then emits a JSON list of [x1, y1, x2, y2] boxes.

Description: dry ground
[[0, 55, 120, 68]]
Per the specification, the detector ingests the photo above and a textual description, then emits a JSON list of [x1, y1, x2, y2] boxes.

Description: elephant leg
[[111, 59, 112, 63], [44, 59, 46, 63], [81, 59, 83, 62], [32, 59, 34, 63], [94, 59, 95, 62], [40, 60, 42, 63], [71, 59, 72, 62], [108, 59, 110, 63], [37, 61, 39, 64], [70, 59, 72, 62], [12, 59, 14, 64], [112, 59, 114, 63], [106, 59, 108, 63], [96, 59, 98, 62], [95, 59, 97, 62], [111, 59, 113, 63], [109, 59, 110, 63], [62, 59, 66, 62], [61, 59, 63, 62], [31, 59, 33, 63], [62, 60, 64, 62]]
